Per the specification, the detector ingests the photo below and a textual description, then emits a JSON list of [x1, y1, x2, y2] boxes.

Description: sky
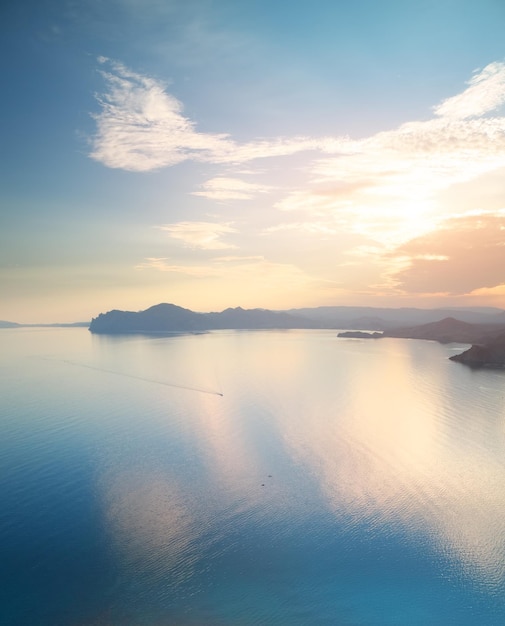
[[2, 0, 505, 322]]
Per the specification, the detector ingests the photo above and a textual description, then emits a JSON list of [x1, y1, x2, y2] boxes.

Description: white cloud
[[158, 221, 238, 249], [90, 58, 234, 171], [89, 58, 344, 171], [277, 64, 505, 247], [312, 115, 505, 201], [434, 61, 505, 120]]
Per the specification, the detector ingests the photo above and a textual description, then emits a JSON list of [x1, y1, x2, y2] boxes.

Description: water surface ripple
[[1, 328, 505, 624]]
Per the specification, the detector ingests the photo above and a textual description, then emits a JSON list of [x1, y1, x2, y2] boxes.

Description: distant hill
[[382, 317, 504, 344], [287, 306, 505, 330], [204, 306, 319, 330], [450, 331, 505, 368]]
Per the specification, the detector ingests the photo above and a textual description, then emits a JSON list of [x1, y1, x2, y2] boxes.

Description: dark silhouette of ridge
[[88, 304, 505, 339]]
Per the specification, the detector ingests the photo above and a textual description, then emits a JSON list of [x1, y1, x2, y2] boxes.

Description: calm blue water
[[2, 328, 505, 625]]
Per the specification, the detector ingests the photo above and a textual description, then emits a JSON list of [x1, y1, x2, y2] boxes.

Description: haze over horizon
[[2, 0, 505, 323]]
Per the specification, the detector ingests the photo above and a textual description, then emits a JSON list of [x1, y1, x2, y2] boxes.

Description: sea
[[2, 327, 505, 625]]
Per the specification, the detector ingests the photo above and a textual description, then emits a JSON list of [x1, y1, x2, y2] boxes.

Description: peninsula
[[449, 331, 505, 368], [88, 303, 319, 334]]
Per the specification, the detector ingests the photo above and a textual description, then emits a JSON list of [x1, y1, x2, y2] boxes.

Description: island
[[337, 331, 382, 339]]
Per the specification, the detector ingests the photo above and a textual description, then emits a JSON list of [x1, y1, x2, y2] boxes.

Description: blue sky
[[2, 0, 505, 322]]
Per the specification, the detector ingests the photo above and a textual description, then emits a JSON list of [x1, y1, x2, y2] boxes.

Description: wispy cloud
[[213, 255, 264, 263], [264, 221, 342, 236], [191, 177, 272, 201], [158, 221, 238, 249], [135, 257, 219, 276], [136, 253, 329, 294]]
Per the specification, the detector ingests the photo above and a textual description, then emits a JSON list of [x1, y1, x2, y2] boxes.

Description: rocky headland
[[449, 331, 505, 368]]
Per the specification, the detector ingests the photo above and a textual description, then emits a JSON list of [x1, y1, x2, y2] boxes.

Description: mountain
[[450, 331, 505, 367], [382, 317, 503, 344], [89, 303, 206, 333], [89, 303, 319, 334]]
